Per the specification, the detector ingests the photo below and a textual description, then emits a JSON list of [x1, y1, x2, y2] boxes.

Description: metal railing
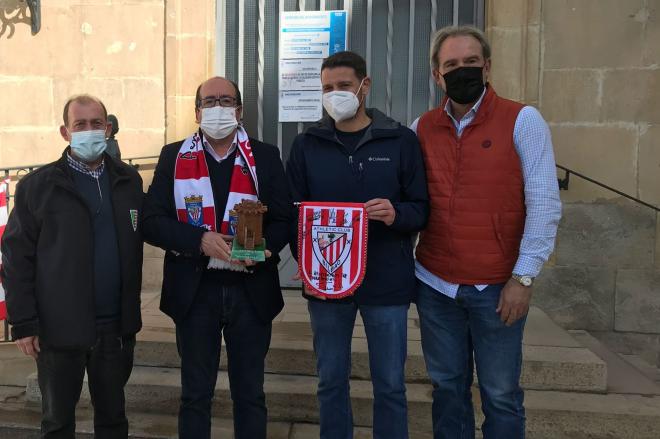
[[2, 159, 657, 342], [1, 155, 160, 342], [556, 164, 660, 212]]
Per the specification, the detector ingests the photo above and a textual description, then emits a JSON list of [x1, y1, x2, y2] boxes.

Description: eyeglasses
[[198, 95, 238, 109]]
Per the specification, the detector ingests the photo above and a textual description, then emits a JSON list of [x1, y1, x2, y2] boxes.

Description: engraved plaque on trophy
[[229, 199, 268, 262]]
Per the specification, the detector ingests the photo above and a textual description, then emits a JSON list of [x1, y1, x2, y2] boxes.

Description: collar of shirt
[[203, 133, 238, 163], [443, 87, 488, 130], [66, 152, 105, 179]]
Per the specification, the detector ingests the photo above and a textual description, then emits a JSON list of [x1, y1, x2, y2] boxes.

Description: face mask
[[442, 66, 485, 105], [200, 106, 238, 140], [322, 79, 365, 122], [70, 130, 107, 162]]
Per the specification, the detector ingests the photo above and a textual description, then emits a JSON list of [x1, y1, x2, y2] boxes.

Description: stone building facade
[[487, 0, 660, 366], [1, 0, 659, 364]]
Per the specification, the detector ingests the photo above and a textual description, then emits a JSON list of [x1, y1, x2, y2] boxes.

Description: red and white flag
[[298, 202, 368, 299], [0, 179, 9, 321]]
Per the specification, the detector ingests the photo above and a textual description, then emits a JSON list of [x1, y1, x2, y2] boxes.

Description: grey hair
[[429, 25, 491, 71]]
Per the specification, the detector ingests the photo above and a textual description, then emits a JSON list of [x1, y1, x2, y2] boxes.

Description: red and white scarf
[[0, 179, 9, 321], [174, 127, 258, 269]]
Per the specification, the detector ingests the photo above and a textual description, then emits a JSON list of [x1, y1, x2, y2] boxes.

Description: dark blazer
[[1, 150, 144, 348], [143, 133, 290, 324]]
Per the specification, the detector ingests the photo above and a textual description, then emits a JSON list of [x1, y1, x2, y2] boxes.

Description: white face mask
[[200, 106, 238, 140], [322, 79, 365, 122], [70, 129, 107, 162]]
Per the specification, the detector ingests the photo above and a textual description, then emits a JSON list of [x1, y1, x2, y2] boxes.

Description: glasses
[[199, 95, 238, 109]]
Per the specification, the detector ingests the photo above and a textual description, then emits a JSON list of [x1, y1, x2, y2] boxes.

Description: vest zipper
[[448, 133, 462, 278]]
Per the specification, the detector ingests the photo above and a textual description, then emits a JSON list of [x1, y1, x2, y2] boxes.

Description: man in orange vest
[[411, 26, 561, 438]]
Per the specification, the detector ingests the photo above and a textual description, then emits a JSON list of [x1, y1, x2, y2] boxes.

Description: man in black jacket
[[286, 52, 429, 439], [1, 94, 144, 438], [143, 77, 290, 439]]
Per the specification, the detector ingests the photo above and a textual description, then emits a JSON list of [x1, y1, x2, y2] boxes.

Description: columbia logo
[[368, 157, 391, 162]]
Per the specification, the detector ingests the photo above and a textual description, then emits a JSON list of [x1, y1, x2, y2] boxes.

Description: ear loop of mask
[[355, 78, 366, 107]]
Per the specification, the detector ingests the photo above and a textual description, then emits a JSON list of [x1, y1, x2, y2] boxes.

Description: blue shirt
[[410, 89, 562, 298]]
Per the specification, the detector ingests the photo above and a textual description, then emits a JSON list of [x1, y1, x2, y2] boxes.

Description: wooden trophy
[[229, 199, 268, 262]]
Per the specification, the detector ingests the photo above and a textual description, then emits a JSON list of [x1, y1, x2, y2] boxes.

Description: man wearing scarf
[[143, 77, 290, 439]]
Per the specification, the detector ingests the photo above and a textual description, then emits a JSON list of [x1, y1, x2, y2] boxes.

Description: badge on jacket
[[130, 209, 138, 232]]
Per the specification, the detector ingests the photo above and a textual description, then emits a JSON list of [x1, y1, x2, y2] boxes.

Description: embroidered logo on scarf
[[173, 127, 259, 270]]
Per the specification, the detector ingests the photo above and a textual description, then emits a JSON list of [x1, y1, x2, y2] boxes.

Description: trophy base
[[230, 238, 267, 262]]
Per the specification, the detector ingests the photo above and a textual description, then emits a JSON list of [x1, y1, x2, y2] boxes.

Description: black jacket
[[287, 109, 429, 305], [143, 135, 290, 324], [1, 150, 144, 348]]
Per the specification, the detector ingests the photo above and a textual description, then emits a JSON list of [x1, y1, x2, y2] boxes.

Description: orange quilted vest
[[416, 86, 526, 284]]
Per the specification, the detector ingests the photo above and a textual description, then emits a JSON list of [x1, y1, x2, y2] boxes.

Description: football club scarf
[[174, 127, 258, 270], [0, 179, 10, 320]]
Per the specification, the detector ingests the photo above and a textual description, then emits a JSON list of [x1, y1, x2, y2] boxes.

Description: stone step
[[619, 354, 660, 383], [25, 367, 660, 438], [570, 330, 660, 395], [0, 387, 291, 438], [136, 306, 607, 392]]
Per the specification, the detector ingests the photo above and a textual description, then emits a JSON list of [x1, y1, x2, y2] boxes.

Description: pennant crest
[[184, 195, 204, 227], [298, 202, 368, 299]]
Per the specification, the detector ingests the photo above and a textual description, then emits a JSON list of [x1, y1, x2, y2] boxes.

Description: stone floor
[[2, 289, 660, 438]]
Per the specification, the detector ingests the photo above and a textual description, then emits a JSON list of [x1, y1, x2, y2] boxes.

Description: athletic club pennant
[[0, 179, 9, 321], [298, 202, 368, 299]]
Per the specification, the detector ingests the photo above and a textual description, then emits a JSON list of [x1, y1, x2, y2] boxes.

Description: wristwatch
[[512, 274, 534, 287]]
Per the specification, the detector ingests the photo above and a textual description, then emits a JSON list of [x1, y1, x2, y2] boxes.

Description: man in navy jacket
[[286, 51, 429, 439]]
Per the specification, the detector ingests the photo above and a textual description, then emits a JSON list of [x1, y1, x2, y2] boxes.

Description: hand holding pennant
[[297, 202, 368, 299]]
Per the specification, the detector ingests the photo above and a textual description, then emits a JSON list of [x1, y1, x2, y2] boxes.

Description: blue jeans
[[308, 300, 409, 439], [416, 281, 526, 439], [176, 277, 272, 439]]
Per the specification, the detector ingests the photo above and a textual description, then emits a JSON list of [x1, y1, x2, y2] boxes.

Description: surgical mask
[[200, 106, 238, 140], [70, 130, 107, 162], [322, 79, 365, 122], [442, 66, 485, 105]]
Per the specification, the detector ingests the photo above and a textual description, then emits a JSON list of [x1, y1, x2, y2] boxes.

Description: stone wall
[[0, 0, 215, 172], [0, 0, 166, 167], [487, 0, 660, 366]]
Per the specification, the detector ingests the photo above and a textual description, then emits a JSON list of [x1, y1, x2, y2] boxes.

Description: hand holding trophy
[[229, 199, 268, 262]]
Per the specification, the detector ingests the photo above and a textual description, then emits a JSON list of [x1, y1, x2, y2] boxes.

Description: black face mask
[[442, 66, 485, 105]]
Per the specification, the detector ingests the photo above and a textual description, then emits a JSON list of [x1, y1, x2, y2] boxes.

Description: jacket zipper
[[448, 130, 463, 278], [54, 181, 97, 344]]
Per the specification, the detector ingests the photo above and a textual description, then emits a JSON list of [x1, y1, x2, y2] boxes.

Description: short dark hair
[[195, 77, 243, 109], [63, 94, 108, 126], [321, 51, 367, 80]]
